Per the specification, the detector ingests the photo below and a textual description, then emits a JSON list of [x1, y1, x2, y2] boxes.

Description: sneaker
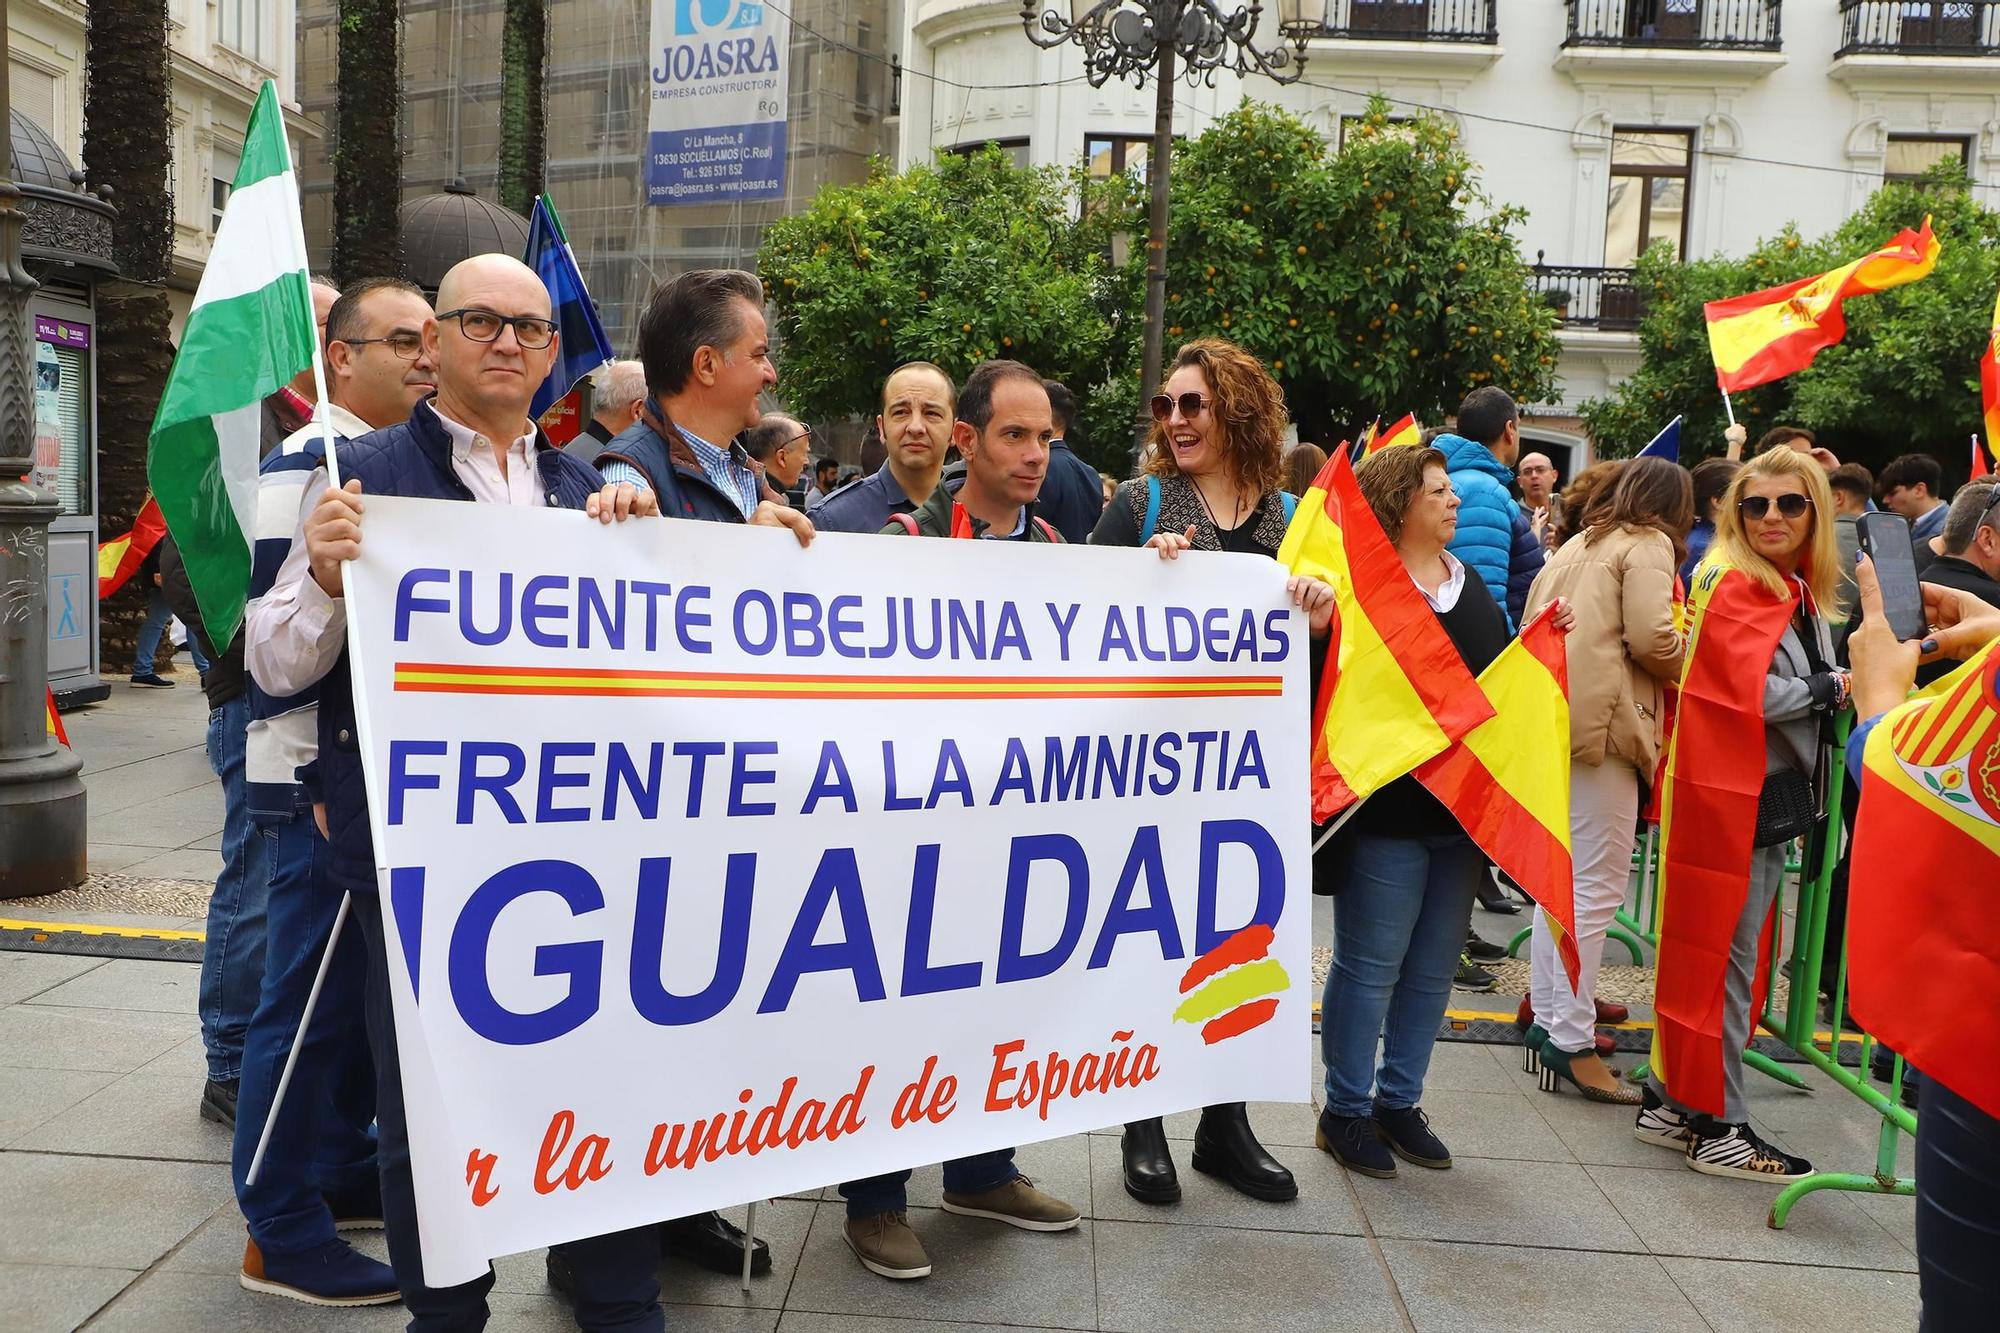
[[843, 1211, 931, 1279], [131, 672, 174, 688], [1454, 955, 1499, 992], [941, 1175, 1080, 1232], [1633, 1085, 1692, 1150], [240, 1236, 399, 1306], [1465, 932, 1508, 963], [200, 1077, 239, 1128], [1373, 1104, 1452, 1169], [1685, 1117, 1813, 1180], [1315, 1107, 1395, 1178], [322, 1178, 384, 1232]]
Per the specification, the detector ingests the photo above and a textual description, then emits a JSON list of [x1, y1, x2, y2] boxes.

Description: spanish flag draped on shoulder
[[1277, 450, 1494, 823], [1848, 642, 2000, 1120], [1651, 559, 1800, 1116], [146, 81, 318, 650], [1414, 604, 1580, 987], [1703, 216, 1938, 394]]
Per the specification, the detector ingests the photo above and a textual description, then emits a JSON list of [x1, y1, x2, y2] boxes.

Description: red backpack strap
[[888, 511, 921, 535], [1032, 516, 1063, 543]]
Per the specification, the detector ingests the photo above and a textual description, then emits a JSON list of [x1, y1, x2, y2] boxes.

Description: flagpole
[[1720, 389, 1736, 429], [245, 891, 351, 1186], [1311, 797, 1367, 855]]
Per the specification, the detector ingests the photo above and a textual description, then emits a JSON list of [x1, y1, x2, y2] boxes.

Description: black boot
[[1191, 1102, 1297, 1201], [1120, 1117, 1180, 1203]]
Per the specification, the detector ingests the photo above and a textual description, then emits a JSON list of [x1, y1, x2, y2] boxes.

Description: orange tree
[[1143, 99, 1560, 442], [1581, 169, 2000, 472], [757, 147, 1132, 469]]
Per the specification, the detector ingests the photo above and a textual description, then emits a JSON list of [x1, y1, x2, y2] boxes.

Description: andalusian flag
[[146, 80, 316, 649], [1278, 450, 1494, 822], [1849, 643, 2000, 1119], [1980, 281, 1999, 469], [1414, 604, 1580, 987], [97, 495, 167, 599], [1703, 216, 1938, 393], [1651, 561, 1799, 1115]]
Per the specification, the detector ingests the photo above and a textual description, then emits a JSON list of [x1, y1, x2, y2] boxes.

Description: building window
[[946, 138, 1030, 168], [218, 0, 269, 65], [1604, 128, 1691, 268], [1884, 134, 1971, 186], [212, 144, 240, 234], [854, 21, 878, 112], [1086, 135, 1152, 183]]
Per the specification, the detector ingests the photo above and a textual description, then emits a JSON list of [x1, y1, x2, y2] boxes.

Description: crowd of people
[[148, 255, 2000, 1332]]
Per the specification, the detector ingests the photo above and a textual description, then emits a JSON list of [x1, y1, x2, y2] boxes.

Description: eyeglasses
[[1739, 493, 1813, 520], [341, 332, 424, 360], [436, 308, 557, 349], [786, 429, 813, 448], [1149, 392, 1211, 422]]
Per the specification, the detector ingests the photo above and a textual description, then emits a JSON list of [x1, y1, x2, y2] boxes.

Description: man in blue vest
[[247, 253, 664, 1332]]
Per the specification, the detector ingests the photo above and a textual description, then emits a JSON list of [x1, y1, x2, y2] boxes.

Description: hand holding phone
[[1856, 511, 1925, 641]]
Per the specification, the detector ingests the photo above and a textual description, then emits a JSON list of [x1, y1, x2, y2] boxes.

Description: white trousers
[[1530, 757, 1639, 1054]]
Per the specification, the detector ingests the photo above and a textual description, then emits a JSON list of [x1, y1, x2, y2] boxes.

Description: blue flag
[[1637, 416, 1681, 463], [524, 195, 614, 420]]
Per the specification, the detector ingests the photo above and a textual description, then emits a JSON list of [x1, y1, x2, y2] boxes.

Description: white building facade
[[895, 1, 2000, 431]]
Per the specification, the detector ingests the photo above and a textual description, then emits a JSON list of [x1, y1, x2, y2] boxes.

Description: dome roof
[[11, 109, 86, 194], [399, 180, 531, 294]]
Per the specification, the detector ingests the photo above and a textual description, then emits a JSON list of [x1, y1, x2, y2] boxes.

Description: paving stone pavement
[[0, 684, 1924, 1330]]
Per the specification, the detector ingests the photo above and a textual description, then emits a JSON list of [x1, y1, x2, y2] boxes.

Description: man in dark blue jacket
[[1034, 378, 1106, 543], [1434, 387, 1544, 632]]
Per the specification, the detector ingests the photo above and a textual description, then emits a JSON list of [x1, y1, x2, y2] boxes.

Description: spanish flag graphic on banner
[[1704, 217, 1939, 394], [1277, 450, 1494, 822], [1849, 641, 2000, 1120]]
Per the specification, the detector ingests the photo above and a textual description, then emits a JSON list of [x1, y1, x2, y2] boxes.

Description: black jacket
[[1917, 555, 2000, 686], [157, 535, 246, 710], [1036, 440, 1105, 544]]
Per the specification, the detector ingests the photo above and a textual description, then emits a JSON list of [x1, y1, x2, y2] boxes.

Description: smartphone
[[1857, 511, 1926, 641]]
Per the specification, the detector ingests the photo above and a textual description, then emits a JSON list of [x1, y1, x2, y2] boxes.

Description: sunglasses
[[1739, 493, 1813, 520], [1150, 392, 1211, 422]]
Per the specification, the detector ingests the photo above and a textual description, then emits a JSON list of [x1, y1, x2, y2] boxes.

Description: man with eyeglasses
[[809, 361, 955, 534], [743, 411, 812, 505], [248, 254, 667, 1329], [1915, 481, 2000, 687], [185, 276, 436, 1310]]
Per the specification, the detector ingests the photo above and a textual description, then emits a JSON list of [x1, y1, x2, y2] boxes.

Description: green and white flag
[[147, 80, 317, 648]]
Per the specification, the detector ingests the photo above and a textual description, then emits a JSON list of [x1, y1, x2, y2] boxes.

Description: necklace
[[1192, 474, 1246, 536]]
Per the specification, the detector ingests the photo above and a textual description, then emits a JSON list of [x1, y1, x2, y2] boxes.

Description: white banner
[[647, 0, 789, 204], [345, 497, 1312, 1283]]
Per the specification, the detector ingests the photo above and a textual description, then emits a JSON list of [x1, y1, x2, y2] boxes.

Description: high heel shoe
[[1522, 1023, 1547, 1074], [1537, 1045, 1643, 1105]]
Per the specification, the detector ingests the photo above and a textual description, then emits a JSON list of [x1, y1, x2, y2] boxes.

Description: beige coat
[[1524, 526, 1686, 772]]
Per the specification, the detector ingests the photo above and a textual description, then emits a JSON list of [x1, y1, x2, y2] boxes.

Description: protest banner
[[342, 496, 1312, 1283]]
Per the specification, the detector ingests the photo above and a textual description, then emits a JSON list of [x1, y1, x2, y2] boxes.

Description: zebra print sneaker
[[1632, 1086, 1691, 1150], [1685, 1118, 1813, 1181]]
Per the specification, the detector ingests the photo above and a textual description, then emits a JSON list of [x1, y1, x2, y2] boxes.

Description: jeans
[[355, 893, 664, 1332], [1321, 832, 1482, 1118], [200, 695, 270, 1082], [839, 1150, 1018, 1219], [1530, 759, 1638, 1053], [134, 587, 173, 675], [232, 815, 377, 1256], [1916, 1073, 2000, 1332]]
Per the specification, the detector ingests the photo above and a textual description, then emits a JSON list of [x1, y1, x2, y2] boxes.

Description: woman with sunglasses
[[1091, 337, 1332, 1205], [1641, 448, 1847, 1180]]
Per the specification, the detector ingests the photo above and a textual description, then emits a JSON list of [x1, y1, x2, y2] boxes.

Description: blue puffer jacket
[[1434, 431, 1544, 631]]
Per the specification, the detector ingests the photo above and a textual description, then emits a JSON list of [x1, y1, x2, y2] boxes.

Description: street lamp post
[[1021, 0, 1319, 442], [0, 43, 88, 898]]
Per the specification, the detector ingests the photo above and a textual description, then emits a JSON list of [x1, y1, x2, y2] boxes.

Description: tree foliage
[[758, 148, 1127, 467], [1581, 166, 2000, 475], [333, 0, 404, 284], [1142, 100, 1560, 441], [497, 0, 548, 217]]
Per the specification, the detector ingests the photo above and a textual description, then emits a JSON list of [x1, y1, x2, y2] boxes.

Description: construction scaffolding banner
[[648, 0, 790, 205]]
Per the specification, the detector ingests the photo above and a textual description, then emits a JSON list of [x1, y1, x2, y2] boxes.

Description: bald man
[[246, 254, 666, 1326]]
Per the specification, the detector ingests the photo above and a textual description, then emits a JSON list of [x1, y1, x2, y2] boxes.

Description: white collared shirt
[[427, 400, 541, 506], [1411, 549, 1468, 613]]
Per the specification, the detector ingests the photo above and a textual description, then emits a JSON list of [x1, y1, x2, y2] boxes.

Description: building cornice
[[1303, 37, 1502, 74], [1830, 53, 2000, 92], [915, 0, 1032, 47], [1555, 46, 1785, 86]]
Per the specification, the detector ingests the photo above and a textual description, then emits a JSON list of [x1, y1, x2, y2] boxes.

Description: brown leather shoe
[[940, 1175, 1080, 1232], [843, 1211, 931, 1279]]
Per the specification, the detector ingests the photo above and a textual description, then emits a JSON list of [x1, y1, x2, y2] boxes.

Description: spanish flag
[[1704, 216, 1939, 394], [1414, 604, 1581, 987], [1848, 642, 2000, 1119], [1980, 282, 1999, 472], [1651, 561, 1799, 1116], [98, 495, 167, 599], [46, 688, 70, 749], [1278, 450, 1494, 822], [1364, 413, 1420, 456]]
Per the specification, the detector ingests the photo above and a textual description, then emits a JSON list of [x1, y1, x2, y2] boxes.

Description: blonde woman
[[1640, 448, 1848, 1179]]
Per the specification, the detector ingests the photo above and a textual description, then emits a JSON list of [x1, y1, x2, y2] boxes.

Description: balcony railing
[[1316, 0, 1496, 42], [1563, 0, 1782, 51], [1837, 1, 2000, 56], [1531, 260, 1646, 331]]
